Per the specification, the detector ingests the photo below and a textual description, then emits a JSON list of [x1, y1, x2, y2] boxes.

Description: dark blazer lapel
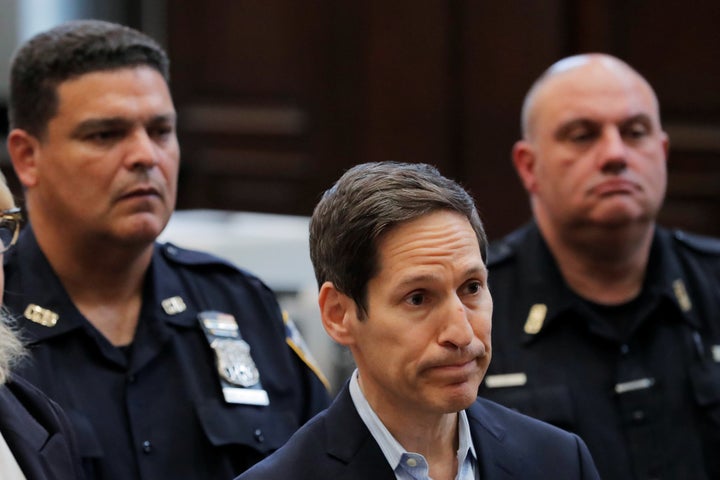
[[0, 384, 50, 480], [324, 383, 396, 480], [467, 401, 516, 480]]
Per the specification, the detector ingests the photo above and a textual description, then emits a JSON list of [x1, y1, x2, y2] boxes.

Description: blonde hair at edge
[[0, 170, 24, 385]]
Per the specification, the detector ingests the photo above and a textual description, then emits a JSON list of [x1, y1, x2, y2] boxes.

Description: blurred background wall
[[1, 0, 719, 389]]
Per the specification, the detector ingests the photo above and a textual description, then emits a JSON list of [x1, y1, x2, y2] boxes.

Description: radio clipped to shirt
[[198, 311, 270, 406]]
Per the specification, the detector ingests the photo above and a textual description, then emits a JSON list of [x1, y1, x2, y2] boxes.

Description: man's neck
[[537, 217, 655, 305], [355, 373, 460, 477], [33, 224, 155, 346]]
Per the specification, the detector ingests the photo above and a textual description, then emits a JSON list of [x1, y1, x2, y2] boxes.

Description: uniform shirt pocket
[[689, 361, 720, 407], [195, 398, 299, 454], [481, 384, 576, 430]]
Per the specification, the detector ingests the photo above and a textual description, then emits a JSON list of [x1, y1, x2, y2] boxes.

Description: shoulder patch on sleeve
[[283, 312, 331, 392], [673, 230, 720, 256]]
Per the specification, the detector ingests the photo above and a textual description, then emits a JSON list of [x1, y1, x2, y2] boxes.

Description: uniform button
[[620, 344, 630, 355], [631, 410, 645, 422], [253, 429, 264, 443], [142, 440, 153, 453]]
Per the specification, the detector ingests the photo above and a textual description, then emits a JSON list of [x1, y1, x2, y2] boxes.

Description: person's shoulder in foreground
[[0, 375, 85, 480], [0, 170, 84, 480]]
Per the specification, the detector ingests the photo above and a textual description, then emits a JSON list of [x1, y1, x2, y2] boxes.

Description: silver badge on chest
[[198, 311, 269, 406], [211, 338, 260, 387]]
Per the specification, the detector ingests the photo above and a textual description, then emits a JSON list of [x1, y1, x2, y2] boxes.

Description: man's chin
[[437, 381, 481, 412], [115, 216, 168, 246], [585, 203, 655, 229]]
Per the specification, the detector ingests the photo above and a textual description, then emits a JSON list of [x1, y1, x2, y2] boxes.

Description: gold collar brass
[[524, 304, 547, 334], [162, 296, 187, 315], [24, 304, 59, 327]]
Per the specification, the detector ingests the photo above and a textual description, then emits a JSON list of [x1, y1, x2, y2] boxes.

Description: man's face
[[26, 66, 179, 245], [350, 210, 492, 419], [519, 60, 668, 230]]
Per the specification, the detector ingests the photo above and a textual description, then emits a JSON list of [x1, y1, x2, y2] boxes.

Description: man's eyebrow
[[71, 114, 176, 137], [147, 113, 177, 125], [394, 265, 488, 289], [71, 117, 132, 136], [554, 113, 654, 140], [554, 118, 597, 140], [620, 113, 653, 127]]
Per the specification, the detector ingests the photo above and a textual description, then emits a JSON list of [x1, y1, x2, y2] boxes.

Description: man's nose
[[438, 295, 474, 349], [125, 130, 159, 169], [597, 127, 628, 174]]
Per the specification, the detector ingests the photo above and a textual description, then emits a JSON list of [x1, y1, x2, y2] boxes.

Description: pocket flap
[[196, 399, 298, 454]]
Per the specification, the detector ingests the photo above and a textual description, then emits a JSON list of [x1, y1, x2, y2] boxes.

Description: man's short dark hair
[[309, 161, 487, 318], [8, 19, 170, 138]]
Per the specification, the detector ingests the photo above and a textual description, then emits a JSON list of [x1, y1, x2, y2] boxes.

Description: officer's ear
[[6, 129, 41, 188], [512, 139, 539, 194], [318, 282, 357, 347]]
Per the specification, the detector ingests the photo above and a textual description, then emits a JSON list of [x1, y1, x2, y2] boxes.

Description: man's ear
[[6, 129, 40, 188], [318, 282, 357, 347], [660, 129, 670, 160], [512, 139, 539, 194]]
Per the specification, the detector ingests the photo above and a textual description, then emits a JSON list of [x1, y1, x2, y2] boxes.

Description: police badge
[[211, 338, 260, 387], [198, 311, 269, 406]]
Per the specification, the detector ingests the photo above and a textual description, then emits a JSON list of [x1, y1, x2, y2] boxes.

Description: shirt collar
[[7, 227, 197, 344], [7, 226, 85, 341], [349, 369, 477, 478], [514, 223, 700, 340]]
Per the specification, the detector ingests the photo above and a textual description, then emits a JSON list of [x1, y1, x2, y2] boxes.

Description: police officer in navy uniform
[[479, 53, 720, 479], [3, 20, 330, 480]]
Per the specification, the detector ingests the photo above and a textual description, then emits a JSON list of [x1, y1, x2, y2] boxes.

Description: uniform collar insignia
[[672, 279, 692, 312], [524, 303, 547, 334], [161, 296, 187, 315], [24, 304, 59, 327]]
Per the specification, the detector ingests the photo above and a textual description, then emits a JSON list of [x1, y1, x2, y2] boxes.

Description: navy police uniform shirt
[[480, 222, 720, 480], [3, 227, 331, 480]]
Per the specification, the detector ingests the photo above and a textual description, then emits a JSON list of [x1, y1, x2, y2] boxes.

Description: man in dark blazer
[[237, 162, 600, 480]]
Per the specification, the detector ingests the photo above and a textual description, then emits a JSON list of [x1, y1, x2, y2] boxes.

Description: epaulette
[[159, 242, 238, 269], [487, 224, 534, 267], [486, 239, 516, 267], [672, 230, 720, 256]]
